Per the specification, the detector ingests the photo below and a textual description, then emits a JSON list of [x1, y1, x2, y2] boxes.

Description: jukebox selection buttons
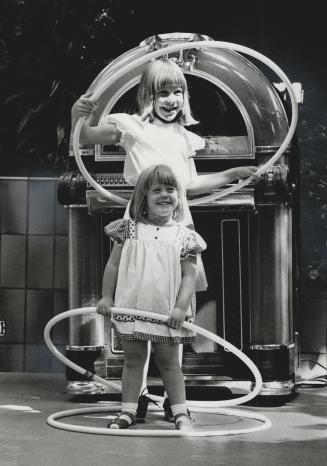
[[94, 174, 127, 187]]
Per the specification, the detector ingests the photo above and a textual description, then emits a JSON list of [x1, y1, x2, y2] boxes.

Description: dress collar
[[140, 217, 176, 227]]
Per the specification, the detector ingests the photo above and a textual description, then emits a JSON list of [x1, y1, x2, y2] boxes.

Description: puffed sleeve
[[180, 227, 207, 260], [101, 113, 142, 147], [104, 218, 130, 244], [183, 128, 205, 156]]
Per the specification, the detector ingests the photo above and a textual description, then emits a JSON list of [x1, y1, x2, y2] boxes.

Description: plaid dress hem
[[118, 331, 198, 344]]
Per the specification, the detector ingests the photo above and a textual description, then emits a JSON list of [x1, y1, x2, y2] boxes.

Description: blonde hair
[[137, 59, 198, 126], [129, 164, 184, 222]]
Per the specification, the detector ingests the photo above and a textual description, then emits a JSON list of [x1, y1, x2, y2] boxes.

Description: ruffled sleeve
[[182, 128, 205, 156], [101, 113, 142, 147], [104, 218, 130, 244], [180, 227, 207, 260]]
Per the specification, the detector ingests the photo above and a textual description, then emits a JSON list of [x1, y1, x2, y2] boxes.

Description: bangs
[[137, 58, 198, 126], [145, 165, 178, 191], [151, 61, 187, 93], [129, 164, 184, 222]]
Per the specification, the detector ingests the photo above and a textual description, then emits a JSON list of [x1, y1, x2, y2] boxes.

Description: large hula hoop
[[44, 307, 271, 437], [73, 41, 298, 206]]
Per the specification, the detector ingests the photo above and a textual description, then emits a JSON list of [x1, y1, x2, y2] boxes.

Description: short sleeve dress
[[101, 113, 203, 190], [101, 113, 208, 291], [105, 218, 207, 344]]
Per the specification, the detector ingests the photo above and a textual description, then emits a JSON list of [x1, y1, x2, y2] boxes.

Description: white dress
[[102, 113, 208, 291], [105, 218, 207, 343], [102, 113, 203, 189]]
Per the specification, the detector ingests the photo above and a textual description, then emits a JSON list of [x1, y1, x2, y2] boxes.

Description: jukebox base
[[65, 378, 295, 397], [64, 344, 296, 397]]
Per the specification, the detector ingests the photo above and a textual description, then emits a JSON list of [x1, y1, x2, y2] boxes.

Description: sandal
[[108, 411, 136, 429], [136, 389, 160, 423], [174, 411, 194, 432], [163, 398, 174, 423], [136, 394, 149, 423]]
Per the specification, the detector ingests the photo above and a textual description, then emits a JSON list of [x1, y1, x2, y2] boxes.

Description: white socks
[[122, 402, 138, 415], [170, 403, 188, 417]]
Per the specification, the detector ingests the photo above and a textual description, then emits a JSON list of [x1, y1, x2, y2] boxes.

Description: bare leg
[[153, 342, 186, 405], [163, 343, 183, 398], [120, 339, 148, 403], [139, 343, 182, 397], [153, 342, 194, 431]]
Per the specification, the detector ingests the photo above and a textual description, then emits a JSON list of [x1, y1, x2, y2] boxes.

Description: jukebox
[[58, 33, 301, 397]]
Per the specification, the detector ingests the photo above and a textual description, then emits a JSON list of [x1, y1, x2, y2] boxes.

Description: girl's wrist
[[102, 295, 114, 303], [174, 305, 187, 314]]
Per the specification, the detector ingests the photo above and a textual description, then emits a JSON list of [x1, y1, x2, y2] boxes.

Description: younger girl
[[96, 164, 206, 431]]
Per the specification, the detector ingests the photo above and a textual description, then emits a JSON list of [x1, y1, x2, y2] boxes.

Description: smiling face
[[146, 183, 179, 222], [153, 85, 184, 122]]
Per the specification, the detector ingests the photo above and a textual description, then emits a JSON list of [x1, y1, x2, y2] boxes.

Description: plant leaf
[[50, 80, 60, 97]]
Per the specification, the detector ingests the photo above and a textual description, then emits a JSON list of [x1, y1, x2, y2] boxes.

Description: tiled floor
[[1, 372, 326, 466]]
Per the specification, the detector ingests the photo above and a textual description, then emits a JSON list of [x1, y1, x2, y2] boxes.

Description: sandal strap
[[174, 412, 191, 422], [163, 398, 174, 423], [109, 411, 136, 429], [136, 391, 161, 422], [174, 411, 194, 431]]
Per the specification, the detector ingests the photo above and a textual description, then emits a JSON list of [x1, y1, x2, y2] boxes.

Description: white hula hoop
[[44, 307, 271, 437], [73, 40, 298, 206]]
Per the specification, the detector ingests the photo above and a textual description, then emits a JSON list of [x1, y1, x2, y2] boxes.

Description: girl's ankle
[[174, 411, 194, 432], [108, 411, 136, 429]]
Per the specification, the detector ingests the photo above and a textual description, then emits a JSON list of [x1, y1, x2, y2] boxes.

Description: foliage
[[0, 0, 137, 175]]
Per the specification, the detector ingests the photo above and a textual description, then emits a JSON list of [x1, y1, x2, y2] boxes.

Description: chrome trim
[[221, 219, 243, 350], [258, 380, 295, 396], [256, 145, 291, 153], [86, 188, 255, 211], [0, 176, 60, 181], [66, 378, 295, 396], [139, 32, 214, 48], [66, 345, 107, 351], [110, 328, 124, 354], [249, 343, 295, 350], [66, 381, 106, 395]]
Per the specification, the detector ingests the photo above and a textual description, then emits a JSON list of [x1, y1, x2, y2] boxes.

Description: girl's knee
[[154, 347, 180, 371], [123, 342, 148, 368]]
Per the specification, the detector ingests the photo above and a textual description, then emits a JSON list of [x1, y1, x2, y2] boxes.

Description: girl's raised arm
[[71, 95, 122, 145], [187, 166, 259, 195]]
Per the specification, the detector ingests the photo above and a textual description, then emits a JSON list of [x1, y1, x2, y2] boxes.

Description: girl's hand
[[236, 166, 260, 182], [96, 296, 114, 316], [72, 93, 97, 119], [166, 307, 187, 329]]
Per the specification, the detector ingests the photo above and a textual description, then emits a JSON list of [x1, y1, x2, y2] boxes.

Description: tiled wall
[[0, 178, 68, 373]]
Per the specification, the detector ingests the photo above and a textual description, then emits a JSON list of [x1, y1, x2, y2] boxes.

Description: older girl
[[72, 58, 257, 230]]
